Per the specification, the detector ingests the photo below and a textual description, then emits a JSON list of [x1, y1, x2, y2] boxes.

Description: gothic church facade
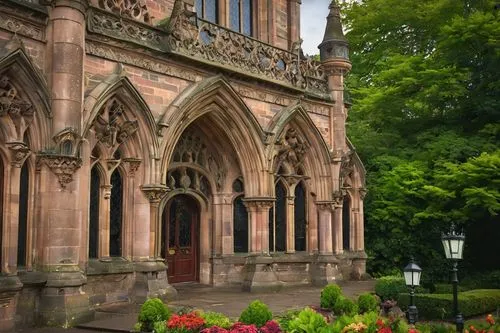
[[0, 0, 366, 330]]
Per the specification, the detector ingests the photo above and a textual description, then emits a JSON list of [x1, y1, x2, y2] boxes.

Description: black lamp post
[[404, 259, 422, 325], [442, 228, 465, 333]]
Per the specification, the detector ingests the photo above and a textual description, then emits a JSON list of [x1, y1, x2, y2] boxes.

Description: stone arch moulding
[[158, 75, 268, 197], [0, 39, 52, 151], [83, 72, 159, 183], [343, 138, 366, 190], [266, 101, 333, 200]]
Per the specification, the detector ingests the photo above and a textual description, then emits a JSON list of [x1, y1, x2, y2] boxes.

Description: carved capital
[[7, 142, 31, 167], [316, 201, 335, 211], [242, 198, 275, 210], [141, 184, 169, 203], [332, 190, 346, 208], [101, 184, 112, 199], [123, 158, 141, 177], [359, 188, 367, 200], [36, 154, 82, 189]]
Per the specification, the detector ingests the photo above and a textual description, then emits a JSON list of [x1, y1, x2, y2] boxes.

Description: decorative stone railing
[[86, 5, 328, 96]]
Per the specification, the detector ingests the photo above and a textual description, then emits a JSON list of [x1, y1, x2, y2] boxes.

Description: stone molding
[[123, 157, 141, 176], [316, 201, 336, 211], [0, 10, 45, 41], [92, 0, 151, 23], [36, 154, 83, 189], [242, 197, 275, 209], [140, 184, 169, 203], [7, 141, 31, 167]]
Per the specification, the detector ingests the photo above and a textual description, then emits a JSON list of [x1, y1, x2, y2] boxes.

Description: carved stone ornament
[[87, 9, 162, 51], [0, 75, 35, 141], [340, 151, 354, 178], [0, 12, 44, 41], [316, 201, 335, 211], [359, 188, 367, 200], [92, 99, 139, 148], [37, 154, 83, 189], [96, 0, 151, 23], [141, 184, 169, 203], [276, 128, 307, 176], [332, 190, 346, 208], [123, 157, 141, 176], [242, 198, 274, 210], [7, 142, 31, 167], [101, 184, 112, 199], [165, 1, 328, 95]]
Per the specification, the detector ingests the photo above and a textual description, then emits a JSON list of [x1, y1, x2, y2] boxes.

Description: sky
[[300, 0, 333, 56]]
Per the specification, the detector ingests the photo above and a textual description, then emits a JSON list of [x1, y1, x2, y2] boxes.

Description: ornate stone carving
[[275, 128, 307, 175], [85, 41, 200, 82], [141, 184, 169, 203], [0, 75, 35, 141], [242, 198, 274, 209], [37, 154, 83, 189], [87, 9, 162, 51], [0, 12, 44, 41], [92, 99, 139, 148], [53, 128, 81, 156], [101, 184, 112, 199], [359, 188, 367, 200], [340, 151, 354, 178], [123, 157, 141, 176], [316, 201, 335, 211], [96, 0, 151, 23], [7, 142, 31, 167], [165, 3, 328, 95], [332, 190, 346, 208]]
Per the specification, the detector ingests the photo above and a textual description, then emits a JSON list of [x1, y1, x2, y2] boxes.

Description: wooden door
[[165, 195, 198, 283]]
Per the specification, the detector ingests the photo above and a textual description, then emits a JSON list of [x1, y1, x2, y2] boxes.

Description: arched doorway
[[163, 194, 199, 283]]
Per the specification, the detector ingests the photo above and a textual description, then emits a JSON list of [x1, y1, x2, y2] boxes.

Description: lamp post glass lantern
[[404, 259, 421, 325], [442, 228, 465, 333]]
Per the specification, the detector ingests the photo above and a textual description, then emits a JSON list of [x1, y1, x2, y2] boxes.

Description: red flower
[[201, 326, 229, 333], [408, 328, 419, 333], [378, 327, 393, 333], [230, 322, 259, 333], [260, 320, 282, 333], [376, 319, 384, 328], [167, 312, 205, 332], [486, 314, 495, 326]]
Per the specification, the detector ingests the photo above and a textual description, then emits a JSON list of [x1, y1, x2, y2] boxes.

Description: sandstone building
[[0, 0, 366, 330]]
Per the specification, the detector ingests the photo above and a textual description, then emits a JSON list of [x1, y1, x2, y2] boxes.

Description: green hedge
[[398, 289, 500, 320], [375, 276, 426, 300], [462, 270, 500, 289]]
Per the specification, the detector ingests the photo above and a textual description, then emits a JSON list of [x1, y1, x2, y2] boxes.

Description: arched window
[[17, 162, 29, 268], [269, 181, 286, 252], [233, 195, 248, 253], [89, 166, 100, 258], [229, 0, 253, 35], [342, 196, 350, 251], [294, 182, 306, 251], [195, 0, 218, 23], [61, 140, 73, 155], [110, 169, 123, 257], [0, 158, 3, 270]]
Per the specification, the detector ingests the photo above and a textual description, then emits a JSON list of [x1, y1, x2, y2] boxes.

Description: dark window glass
[[268, 206, 274, 251], [229, 0, 240, 31], [242, 0, 252, 35], [0, 158, 3, 269], [62, 140, 72, 155], [232, 178, 244, 193], [169, 200, 176, 248], [89, 167, 100, 258], [178, 199, 192, 247], [343, 197, 350, 250], [275, 182, 287, 251], [110, 170, 123, 257], [294, 183, 306, 251], [233, 195, 248, 252], [17, 162, 29, 267], [205, 0, 217, 23]]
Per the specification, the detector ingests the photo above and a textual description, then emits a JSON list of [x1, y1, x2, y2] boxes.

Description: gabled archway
[[159, 76, 268, 197]]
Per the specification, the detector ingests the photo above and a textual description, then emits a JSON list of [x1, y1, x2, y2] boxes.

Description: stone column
[[140, 184, 168, 258], [316, 201, 334, 255], [332, 200, 343, 254], [286, 195, 295, 253], [213, 193, 233, 256], [287, 0, 301, 49], [243, 198, 274, 254]]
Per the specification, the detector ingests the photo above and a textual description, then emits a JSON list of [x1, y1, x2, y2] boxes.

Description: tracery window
[[110, 169, 123, 257], [195, 0, 218, 23], [89, 166, 100, 259], [294, 182, 306, 251], [17, 161, 29, 268], [269, 181, 287, 252], [229, 0, 253, 35], [0, 158, 3, 269], [232, 179, 247, 253], [342, 196, 350, 250]]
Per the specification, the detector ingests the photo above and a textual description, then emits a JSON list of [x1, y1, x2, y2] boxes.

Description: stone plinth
[[311, 255, 342, 286], [242, 255, 282, 293], [132, 260, 177, 303], [0, 276, 22, 332]]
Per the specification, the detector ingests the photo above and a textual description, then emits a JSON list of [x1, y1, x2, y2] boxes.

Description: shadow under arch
[[266, 101, 333, 200], [159, 76, 268, 197]]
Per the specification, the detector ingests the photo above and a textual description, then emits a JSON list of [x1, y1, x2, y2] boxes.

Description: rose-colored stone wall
[[0, 31, 45, 72], [145, 0, 175, 24]]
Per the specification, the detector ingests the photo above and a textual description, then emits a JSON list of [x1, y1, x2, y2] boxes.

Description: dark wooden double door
[[163, 195, 199, 283]]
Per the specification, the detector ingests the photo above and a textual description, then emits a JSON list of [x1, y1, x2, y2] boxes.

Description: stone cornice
[[0, 1, 48, 41]]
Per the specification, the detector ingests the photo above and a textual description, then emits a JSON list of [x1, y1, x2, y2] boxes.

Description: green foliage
[[138, 298, 171, 332], [342, 0, 500, 279], [432, 283, 469, 294], [320, 284, 342, 310], [398, 289, 500, 320], [461, 270, 500, 289], [153, 320, 167, 333], [357, 293, 379, 314], [374, 276, 407, 301], [200, 311, 232, 329], [132, 322, 143, 332], [415, 322, 455, 333], [287, 307, 328, 333], [239, 300, 273, 328], [333, 296, 358, 316], [276, 309, 302, 333]]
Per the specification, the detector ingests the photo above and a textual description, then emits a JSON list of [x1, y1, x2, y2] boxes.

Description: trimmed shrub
[[357, 293, 378, 314], [239, 300, 273, 328], [320, 284, 342, 309], [398, 289, 500, 320], [287, 307, 328, 333], [433, 283, 469, 294], [276, 309, 301, 332], [153, 320, 167, 333], [333, 296, 358, 316], [375, 275, 426, 300], [137, 298, 171, 332], [200, 311, 232, 329]]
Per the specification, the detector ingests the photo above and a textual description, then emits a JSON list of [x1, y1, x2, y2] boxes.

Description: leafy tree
[[342, 0, 500, 278]]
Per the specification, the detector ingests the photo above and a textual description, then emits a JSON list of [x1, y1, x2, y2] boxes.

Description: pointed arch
[[83, 74, 159, 181], [266, 102, 332, 200], [159, 76, 267, 197], [346, 138, 366, 189], [0, 45, 51, 150]]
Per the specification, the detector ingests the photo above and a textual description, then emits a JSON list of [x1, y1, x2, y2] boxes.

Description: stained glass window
[[294, 183, 306, 251], [274, 182, 287, 251], [178, 199, 192, 247], [110, 170, 123, 257], [89, 167, 100, 258], [233, 195, 248, 253], [17, 162, 29, 267], [343, 197, 350, 250]]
